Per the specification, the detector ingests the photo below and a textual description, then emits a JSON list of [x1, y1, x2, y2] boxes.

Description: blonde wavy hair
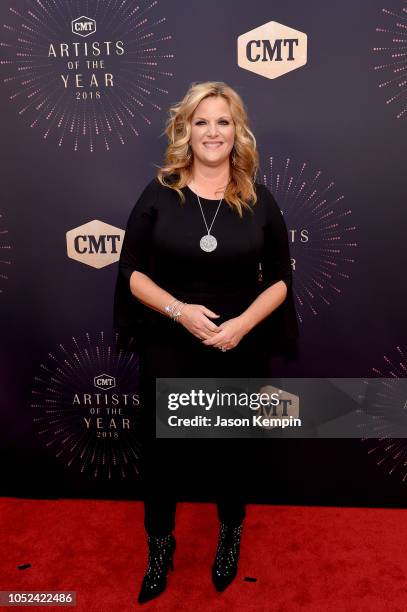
[[156, 81, 260, 217]]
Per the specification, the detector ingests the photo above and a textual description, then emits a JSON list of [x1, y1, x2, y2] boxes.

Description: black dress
[[113, 176, 298, 535]]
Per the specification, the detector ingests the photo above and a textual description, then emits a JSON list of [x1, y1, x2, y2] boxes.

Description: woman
[[113, 81, 298, 603]]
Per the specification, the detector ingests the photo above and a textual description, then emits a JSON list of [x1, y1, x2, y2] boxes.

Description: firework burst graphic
[[0, 0, 174, 151], [31, 331, 143, 479], [373, 1, 407, 120], [361, 345, 407, 482], [0, 211, 12, 293], [261, 156, 358, 323]]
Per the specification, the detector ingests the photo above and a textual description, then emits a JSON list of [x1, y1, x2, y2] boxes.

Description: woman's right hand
[[177, 304, 221, 341]]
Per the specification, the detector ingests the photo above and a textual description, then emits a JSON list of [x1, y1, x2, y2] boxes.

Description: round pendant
[[200, 234, 217, 252]]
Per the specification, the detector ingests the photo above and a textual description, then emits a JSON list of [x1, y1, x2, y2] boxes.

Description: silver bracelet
[[173, 301, 187, 322], [164, 299, 179, 316], [164, 299, 185, 321], [170, 300, 183, 321]]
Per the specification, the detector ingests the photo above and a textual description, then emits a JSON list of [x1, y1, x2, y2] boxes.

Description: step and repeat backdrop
[[1, 0, 406, 504]]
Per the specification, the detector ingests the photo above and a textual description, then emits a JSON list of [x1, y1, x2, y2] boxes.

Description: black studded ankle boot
[[137, 532, 176, 604], [211, 522, 243, 592]]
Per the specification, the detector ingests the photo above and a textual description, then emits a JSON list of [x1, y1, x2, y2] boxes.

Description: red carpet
[[1, 497, 407, 611]]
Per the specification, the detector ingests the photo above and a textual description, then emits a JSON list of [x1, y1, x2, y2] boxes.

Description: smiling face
[[189, 95, 236, 167]]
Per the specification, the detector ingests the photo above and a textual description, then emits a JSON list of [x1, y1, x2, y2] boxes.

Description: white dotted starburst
[[31, 331, 143, 479], [361, 345, 407, 482], [0, 211, 11, 293], [373, 2, 407, 119], [262, 156, 358, 323], [0, 0, 175, 151]]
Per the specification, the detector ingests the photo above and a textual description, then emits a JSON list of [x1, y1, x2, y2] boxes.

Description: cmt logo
[[66, 220, 125, 269], [94, 374, 116, 390], [238, 20, 307, 79], [255, 385, 300, 429], [72, 16, 96, 38]]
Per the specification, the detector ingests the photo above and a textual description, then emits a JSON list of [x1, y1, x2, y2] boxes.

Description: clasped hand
[[178, 303, 249, 350]]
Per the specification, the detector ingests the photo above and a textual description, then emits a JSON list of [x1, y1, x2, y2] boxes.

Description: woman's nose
[[206, 123, 219, 136]]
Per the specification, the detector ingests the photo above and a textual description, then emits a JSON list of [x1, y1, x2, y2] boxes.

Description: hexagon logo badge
[[71, 16, 96, 38], [254, 385, 300, 429], [66, 220, 125, 269], [238, 20, 307, 79], [94, 374, 116, 390]]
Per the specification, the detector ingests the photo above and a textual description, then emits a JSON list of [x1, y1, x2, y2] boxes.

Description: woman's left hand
[[201, 316, 250, 351]]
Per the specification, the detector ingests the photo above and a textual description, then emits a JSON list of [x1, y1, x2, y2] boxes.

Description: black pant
[[137, 317, 271, 536]]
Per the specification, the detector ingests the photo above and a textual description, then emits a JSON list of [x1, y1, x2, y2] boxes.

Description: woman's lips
[[203, 142, 223, 148]]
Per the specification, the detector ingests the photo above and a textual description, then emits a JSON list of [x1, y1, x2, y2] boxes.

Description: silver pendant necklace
[[192, 183, 224, 252]]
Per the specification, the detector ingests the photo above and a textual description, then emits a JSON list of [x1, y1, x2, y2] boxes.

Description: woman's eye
[[195, 120, 229, 125]]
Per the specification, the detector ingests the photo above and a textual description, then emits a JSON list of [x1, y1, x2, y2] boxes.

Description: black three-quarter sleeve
[[260, 184, 293, 292], [255, 184, 299, 358], [113, 178, 159, 340], [119, 178, 159, 283]]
